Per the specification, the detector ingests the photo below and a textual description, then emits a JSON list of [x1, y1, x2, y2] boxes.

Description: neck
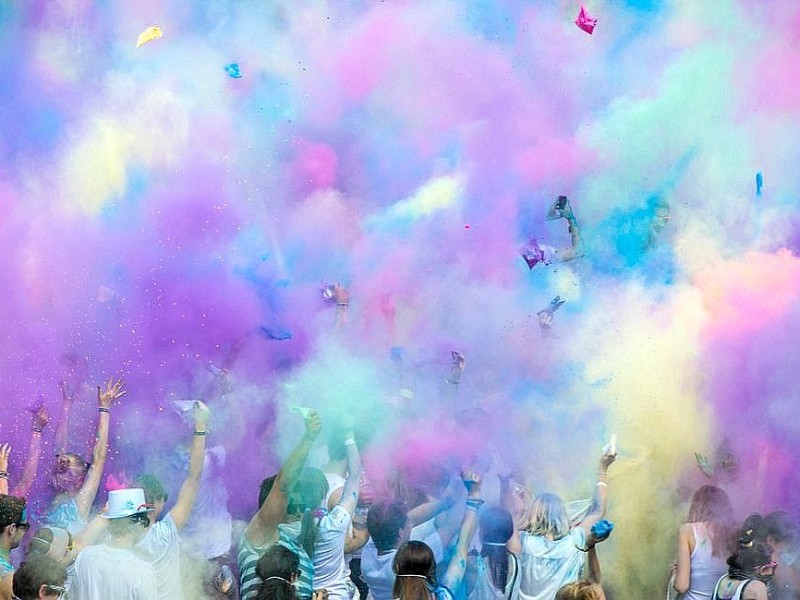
[[0, 543, 10, 561]]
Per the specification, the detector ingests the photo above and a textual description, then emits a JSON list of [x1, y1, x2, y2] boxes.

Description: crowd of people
[[0, 195, 797, 599]]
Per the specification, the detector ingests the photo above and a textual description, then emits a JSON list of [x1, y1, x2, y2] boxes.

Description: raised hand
[[303, 409, 323, 441], [97, 378, 126, 409], [193, 401, 211, 430], [0, 443, 10, 472], [32, 405, 50, 432]]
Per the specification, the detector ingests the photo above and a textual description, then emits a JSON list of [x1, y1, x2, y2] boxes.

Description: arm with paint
[[337, 426, 362, 515], [578, 452, 616, 536], [441, 471, 482, 592], [0, 444, 10, 495], [246, 410, 322, 546], [11, 406, 50, 497], [74, 378, 126, 521], [168, 401, 210, 530], [549, 196, 585, 262]]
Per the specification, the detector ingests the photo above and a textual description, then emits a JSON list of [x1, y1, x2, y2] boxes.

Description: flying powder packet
[[224, 63, 242, 78], [756, 171, 763, 196], [603, 433, 618, 456], [575, 6, 597, 34], [289, 405, 315, 419], [136, 25, 163, 48], [520, 238, 545, 270]]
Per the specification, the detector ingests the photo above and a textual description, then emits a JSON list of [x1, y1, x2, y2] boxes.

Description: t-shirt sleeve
[[327, 505, 353, 533], [570, 526, 586, 547]]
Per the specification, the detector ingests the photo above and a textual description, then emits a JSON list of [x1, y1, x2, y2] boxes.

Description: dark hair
[[12, 555, 68, 600], [294, 469, 329, 559], [0, 494, 27, 530], [765, 511, 797, 545], [393, 541, 437, 600], [107, 513, 150, 538], [368, 500, 409, 552], [134, 474, 168, 504], [687, 485, 735, 557], [255, 545, 299, 600], [727, 528, 773, 577], [480, 506, 514, 592]]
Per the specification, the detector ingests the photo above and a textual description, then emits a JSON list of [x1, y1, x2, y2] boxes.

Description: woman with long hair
[[256, 545, 301, 600], [515, 451, 616, 600], [673, 485, 736, 598], [555, 580, 606, 600], [463, 506, 519, 599]]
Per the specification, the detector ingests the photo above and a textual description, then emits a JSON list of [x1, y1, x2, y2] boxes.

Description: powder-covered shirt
[[72, 544, 158, 600], [44, 497, 87, 536], [135, 513, 183, 600], [312, 505, 353, 600], [0, 554, 14, 577], [518, 528, 586, 600], [238, 521, 314, 600], [361, 521, 445, 600]]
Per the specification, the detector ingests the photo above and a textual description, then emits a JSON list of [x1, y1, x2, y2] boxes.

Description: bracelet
[[344, 438, 356, 446], [0, 472, 8, 480], [194, 431, 207, 436], [466, 498, 485, 511], [32, 427, 44, 434], [337, 302, 350, 307], [596, 481, 608, 488], [98, 407, 110, 413]]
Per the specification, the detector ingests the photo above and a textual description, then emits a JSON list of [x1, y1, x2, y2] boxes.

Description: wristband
[[344, 438, 356, 446], [596, 481, 608, 488], [194, 431, 207, 436], [98, 407, 110, 413], [32, 427, 44, 434], [466, 498, 485, 511], [0, 472, 8, 480], [337, 302, 350, 307]]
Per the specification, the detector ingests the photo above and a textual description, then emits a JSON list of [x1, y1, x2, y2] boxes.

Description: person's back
[[135, 514, 182, 600], [519, 529, 586, 600], [466, 552, 519, 600], [685, 522, 728, 600], [312, 506, 353, 600], [73, 543, 157, 600]]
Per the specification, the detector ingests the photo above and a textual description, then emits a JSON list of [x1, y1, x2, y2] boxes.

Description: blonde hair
[[555, 580, 605, 600], [524, 493, 570, 540]]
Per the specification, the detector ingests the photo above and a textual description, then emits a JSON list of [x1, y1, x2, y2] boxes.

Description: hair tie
[[264, 576, 292, 585], [482, 542, 507, 547], [313, 508, 327, 519], [396, 574, 429, 580]]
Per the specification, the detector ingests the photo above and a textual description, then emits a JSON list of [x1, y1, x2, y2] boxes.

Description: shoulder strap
[[506, 553, 519, 600], [735, 579, 751, 600]]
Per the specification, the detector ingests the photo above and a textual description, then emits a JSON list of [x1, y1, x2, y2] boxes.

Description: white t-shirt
[[72, 544, 158, 600], [313, 505, 353, 600], [361, 521, 444, 600], [518, 528, 586, 600], [136, 514, 183, 600]]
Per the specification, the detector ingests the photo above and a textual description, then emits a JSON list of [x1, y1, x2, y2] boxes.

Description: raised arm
[[578, 452, 616, 537], [333, 284, 350, 331], [0, 444, 10, 495], [246, 410, 322, 546], [73, 378, 126, 520], [54, 381, 76, 456], [168, 401, 210, 530], [11, 407, 50, 497], [441, 471, 482, 592], [336, 427, 363, 515]]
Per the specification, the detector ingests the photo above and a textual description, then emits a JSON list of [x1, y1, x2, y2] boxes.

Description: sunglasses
[[16, 522, 30, 531]]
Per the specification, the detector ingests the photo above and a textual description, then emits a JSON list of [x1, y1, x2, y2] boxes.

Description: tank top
[[466, 552, 519, 600], [712, 577, 751, 600], [684, 523, 728, 600]]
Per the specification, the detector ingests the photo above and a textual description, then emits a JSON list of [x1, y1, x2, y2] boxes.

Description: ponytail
[[298, 509, 323, 560]]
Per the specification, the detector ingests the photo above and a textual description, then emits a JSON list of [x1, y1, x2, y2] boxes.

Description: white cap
[[104, 488, 151, 519]]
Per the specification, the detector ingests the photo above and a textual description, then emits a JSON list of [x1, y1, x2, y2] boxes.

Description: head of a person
[[687, 485, 733, 524], [51, 453, 89, 495], [27, 527, 75, 566], [104, 488, 152, 544], [555, 580, 606, 600], [11, 555, 68, 600], [526, 493, 570, 540], [727, 528, 775, 582], [765, 511, 797, 548], [255, 545, 300, 600], [480, 506, 514, 546], [287, 469, 328, 517], [367, 499, 409, 553], [392, 541, 436, 599], [134, 474, 168, 522], [0, 494, 30, 551]]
